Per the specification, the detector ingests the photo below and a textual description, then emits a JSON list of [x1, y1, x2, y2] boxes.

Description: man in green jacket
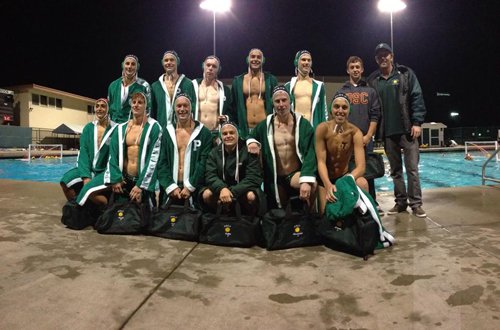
[[247, 86, 317, 209], [107, 55, 151, 123], [201, 122, 264, 215], [60, 98, 116, 201], [285, 50, 328, 129], [77, 92, 162, 207], [151, 50, 196, 129], [158, 93, 212, 206], [192, 55, 232, 130], [229, 48, 277, 139]]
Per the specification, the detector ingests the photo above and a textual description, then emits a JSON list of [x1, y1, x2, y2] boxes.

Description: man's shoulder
[[136, 77, 150, 87], [179, 75, 193, 86], [108, 77, 122, 88], [367, 70, 381, 82], [196, 122, 213, 137], [150, 77, 163, 89], [263, 72, 276, 79], [396, 64, 411, 72]]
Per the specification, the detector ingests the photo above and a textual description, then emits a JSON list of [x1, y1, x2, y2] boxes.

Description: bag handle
[[215, 198, 242, 219], [160, 198, 190, 212], [286, 196, 309, 217]]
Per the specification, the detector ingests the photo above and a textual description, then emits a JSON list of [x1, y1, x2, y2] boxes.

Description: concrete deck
[[0, 179, 499, 329]]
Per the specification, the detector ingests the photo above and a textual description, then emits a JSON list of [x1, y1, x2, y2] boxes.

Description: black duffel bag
[[94, 193, 149, 235], [261, 197, 323, 250], [61, 200, 100, 230], [147, 199, 201, 241], [199, 200, 261, 248], [318, 208, 379, 259]]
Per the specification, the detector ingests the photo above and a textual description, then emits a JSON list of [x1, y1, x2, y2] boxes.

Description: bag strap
[[286, 196, 309, 217]]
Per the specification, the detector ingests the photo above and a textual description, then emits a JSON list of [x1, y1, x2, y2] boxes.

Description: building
[[7, 84, 95, 129], [0, 84, 95, 148]]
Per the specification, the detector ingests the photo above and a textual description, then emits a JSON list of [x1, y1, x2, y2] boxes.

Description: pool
[[0, 153, 499, 191], [0, 157, 76, 183], [375, 152, 500, 192]]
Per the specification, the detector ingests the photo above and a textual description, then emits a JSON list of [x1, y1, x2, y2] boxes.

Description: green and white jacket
[[285, 77, 328, 129], [108, 77, 151, 124], [104, 118, 162, 192], [158, 121, 212, 195], [247, 112, 317, 208], [229, 72, 278, 139], [78, 120, 117, 178], [192, 78, 232, 122], [151, 74, 196, 129]]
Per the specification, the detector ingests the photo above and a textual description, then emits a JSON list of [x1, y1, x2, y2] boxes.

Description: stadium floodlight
[[200, 0, 231, 56], [378, 0, 407, 52]]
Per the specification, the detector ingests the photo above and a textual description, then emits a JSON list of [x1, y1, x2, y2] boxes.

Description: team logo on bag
[[293, 224, 303, 237], [170, 216, 177, 226], [224, 224, 232, 237], [117, 210, 125, 221]]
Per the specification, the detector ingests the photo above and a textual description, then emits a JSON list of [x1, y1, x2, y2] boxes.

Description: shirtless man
[[247, 86, 317, 209], [61, 98, 116, 201], [108, 55, 151, 123], [105, 92, 161, 206], [192, 55, 232, 142], [229, 48, 277, 138], [285, 50, 327, 128], [315, 93, 368, 214], [158, 93, 212, 205], [151, 50, 196, 129]]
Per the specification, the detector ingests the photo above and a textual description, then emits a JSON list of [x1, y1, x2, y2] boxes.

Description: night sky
[[1, 0, 498, 127]]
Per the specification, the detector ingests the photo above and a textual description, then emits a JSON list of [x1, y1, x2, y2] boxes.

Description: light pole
[[378, 0, 406, 53], [200, 0, 231, 56]]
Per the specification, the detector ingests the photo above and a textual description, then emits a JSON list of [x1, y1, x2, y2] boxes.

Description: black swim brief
[[277, 169, 300, 188]]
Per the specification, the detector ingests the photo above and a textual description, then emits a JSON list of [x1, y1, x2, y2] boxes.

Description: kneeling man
[[247, 86, 317, 209], [315, 93, 368, 214], [158, 93, 212, 205], [77, 92, 162, 207], [201, 122, 264, 215]]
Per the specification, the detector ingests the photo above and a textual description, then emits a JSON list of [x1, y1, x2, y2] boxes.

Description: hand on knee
[[202, 189, 213, 203], [246, 191, 256, 204]]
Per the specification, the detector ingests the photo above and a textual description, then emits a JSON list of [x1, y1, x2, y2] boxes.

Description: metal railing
[[482, 148, 500, 185]]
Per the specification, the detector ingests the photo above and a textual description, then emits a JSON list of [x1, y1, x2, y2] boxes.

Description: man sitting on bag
[[158, 93, 212, 206], [315, 93, 368, 214], [78, 91, 162, 207], [247, 86, 317, 209], [201, 122, 264, 215]]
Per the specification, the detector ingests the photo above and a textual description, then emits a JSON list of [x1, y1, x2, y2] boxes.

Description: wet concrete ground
[[0, 179, 499, 329]]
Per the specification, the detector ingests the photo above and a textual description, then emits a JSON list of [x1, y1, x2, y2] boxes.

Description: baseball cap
[[375, 43, 393, 54]]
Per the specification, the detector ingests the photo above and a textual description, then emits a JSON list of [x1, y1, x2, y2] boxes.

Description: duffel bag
[[318, 209, 379, 259], [199, 200, 260, 248], [61, 200, 100, 230], [261, 197, 323, 250], [94, 193, 149, 235], [147, 199, 201, 241]]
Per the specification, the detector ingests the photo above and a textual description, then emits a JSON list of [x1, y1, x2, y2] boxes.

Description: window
[[32, 93, 40, 105], [56, 98, 62, 109], [40, 95, 47, 106], [87, 105, 93, 114], [48, 97, 55, 107]]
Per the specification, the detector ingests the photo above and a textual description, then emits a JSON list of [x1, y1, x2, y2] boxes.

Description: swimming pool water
[[0, 157, 76, 183], [375, 152, 500, 192], [0, 153, 499, 191]]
